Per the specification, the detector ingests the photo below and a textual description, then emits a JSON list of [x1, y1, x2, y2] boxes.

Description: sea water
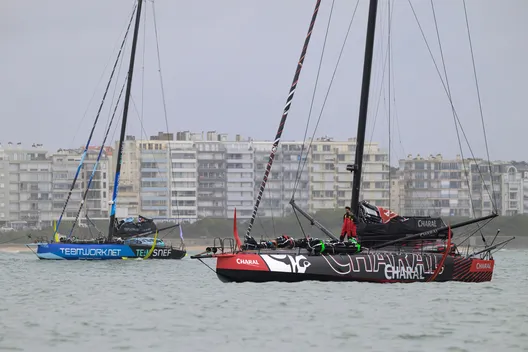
[[0, 249, 527, 352]]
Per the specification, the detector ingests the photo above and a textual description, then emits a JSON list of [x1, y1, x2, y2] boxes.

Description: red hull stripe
[[469, 259, 494, 273], [217, 254, 270, 272]]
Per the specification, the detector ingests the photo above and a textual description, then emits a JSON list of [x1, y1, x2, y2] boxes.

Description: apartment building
[[252, 141, 310, 217], [512, 162, 528, 212], [398, 154, 525, 217], [309, 137, 390, 212], [169, 140, 198, 222], [0, 144, 53, 228], [468, 159, 524, 216], [137, 139, 170, 220], [225, 140, 254, 219], [51, 147, 111, 222], [110, 136, 141, 218], [388, 169, 402, 214], [399, 154, 472, 217], [195, 134, 227, 218]]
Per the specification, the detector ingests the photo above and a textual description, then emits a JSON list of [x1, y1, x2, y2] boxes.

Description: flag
[[233, 208, 242, 249], [179, 224, 184, 241], [377, 206, 399, 223]]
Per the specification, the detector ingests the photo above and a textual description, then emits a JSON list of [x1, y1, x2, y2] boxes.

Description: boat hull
[[29, 243, 186, 260], [214, 251, 494, 283]]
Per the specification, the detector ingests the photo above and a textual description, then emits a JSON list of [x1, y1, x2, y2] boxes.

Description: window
[[337, 154, 345, 162], [323, 145, 331, 152]]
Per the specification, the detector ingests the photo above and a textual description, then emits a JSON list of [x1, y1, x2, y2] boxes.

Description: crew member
[[276, 235, 295, 249], [340, 206, 357, 242]]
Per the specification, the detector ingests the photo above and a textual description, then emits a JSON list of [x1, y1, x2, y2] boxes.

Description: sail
[[356, 201, 448, 247]]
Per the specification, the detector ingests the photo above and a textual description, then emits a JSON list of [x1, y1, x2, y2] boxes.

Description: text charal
[[417, 219, 437, 228], [236, 258, 260, 266]]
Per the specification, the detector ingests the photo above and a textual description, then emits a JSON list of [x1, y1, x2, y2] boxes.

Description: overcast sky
[[1, 0, 526, 164]]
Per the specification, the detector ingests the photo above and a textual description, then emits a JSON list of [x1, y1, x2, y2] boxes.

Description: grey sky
[[1, 0, 526, 164]]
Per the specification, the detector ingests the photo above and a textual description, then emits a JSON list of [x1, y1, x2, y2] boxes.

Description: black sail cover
[[115, 215, 157, 238], [356, 201, 448, 247]]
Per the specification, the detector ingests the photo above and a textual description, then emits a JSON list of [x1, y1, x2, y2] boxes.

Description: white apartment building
[[195, 138, 227, 218], [137, 139, 170, 220], [225, 141, 254, 219], [50, 151, 83, 221], [0, 144, 53, 228], [468, 159, 524, 217], [389, 171, 402, 214], [52, 147, 111, 222], [169, 140, 198, 222], [111, 136, 141, 218], [309, 137, 390, 212]]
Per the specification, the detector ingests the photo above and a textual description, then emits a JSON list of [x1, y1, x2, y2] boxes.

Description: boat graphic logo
[[261, 254, 311, 274]]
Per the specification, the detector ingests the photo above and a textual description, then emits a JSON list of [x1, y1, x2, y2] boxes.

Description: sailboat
[[26, 0, 186, 260], [191, 0, 514, 282]]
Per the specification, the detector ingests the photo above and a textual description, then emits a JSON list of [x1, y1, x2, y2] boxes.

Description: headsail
[[53, 4, 138, 237]]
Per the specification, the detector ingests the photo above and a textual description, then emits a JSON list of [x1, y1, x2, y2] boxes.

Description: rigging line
[[257, 215, 269, 240], [69, 1, 139, 149], [292, 0, 360, 194], [293, 0, 336, 194], [408, 0, 490, 212], [363, 2, 395, 194], [292, 207, 309, 240], [141, 0, 147, 126], [246, 0, 323, 239], [55, 7, 137, 236], [429, 1, 477, 221], [462, 0, 497, 213], [104, 23, 131, 137], [130, 96, 168, 218], [388, 0, 392, 211], [267, 180, 277, 237], [68, 79, 128, 237], [152, 1, 180, 222], [389, 25, 405, 161], [366, 0, 393, 149]]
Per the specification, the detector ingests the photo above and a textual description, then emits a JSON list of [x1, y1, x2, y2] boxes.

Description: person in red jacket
[[340, 206, 357, 242]]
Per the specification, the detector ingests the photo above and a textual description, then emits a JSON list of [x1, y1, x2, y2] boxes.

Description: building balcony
[[141, 206, 169, 210], [141, 187, 168, 192], [197, 195, 226, 201]]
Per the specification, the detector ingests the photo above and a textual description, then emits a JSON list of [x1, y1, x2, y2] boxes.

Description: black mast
[[108, 0, 144, 240], [348, 0, 378, 216]]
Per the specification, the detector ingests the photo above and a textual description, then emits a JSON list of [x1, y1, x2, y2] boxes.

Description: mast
[[108, 0, 144, 241], [348, 0, 378, 217], [245, 0, 322, 239], [54, 4, 138, 238]]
